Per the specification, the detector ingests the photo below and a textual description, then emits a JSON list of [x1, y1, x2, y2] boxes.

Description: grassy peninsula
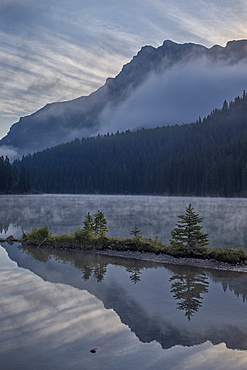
[[21, 206, 247, 266]]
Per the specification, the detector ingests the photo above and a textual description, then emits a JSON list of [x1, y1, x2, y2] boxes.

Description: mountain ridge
[[14, 91, 247, 197], [1, 39, 247, 155]]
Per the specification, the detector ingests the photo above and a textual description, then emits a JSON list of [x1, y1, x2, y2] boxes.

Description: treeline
[[0, 156, 31, 193], [15, 91, 247, 197]]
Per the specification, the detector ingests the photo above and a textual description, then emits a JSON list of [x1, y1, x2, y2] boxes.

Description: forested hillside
[[15, 92, 247, 197], [0, 156, 30, 193]]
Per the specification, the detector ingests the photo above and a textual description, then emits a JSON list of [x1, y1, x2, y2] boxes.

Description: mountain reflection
[[169, 270, 209, 321], [4, 243, 247, 351]]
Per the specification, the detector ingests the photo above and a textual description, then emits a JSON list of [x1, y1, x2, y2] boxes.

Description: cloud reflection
[[1, 260, 247, 370], [1, 264, 247, 370]]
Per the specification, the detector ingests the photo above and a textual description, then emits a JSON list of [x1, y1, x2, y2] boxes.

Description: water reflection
[[125, 267, 142, 284], [21, 244, 147, 284], [1, 246, 247, 370], [21, 244, 52, 264], [170, 270, 209, 321], [3, 242, 247, 354]]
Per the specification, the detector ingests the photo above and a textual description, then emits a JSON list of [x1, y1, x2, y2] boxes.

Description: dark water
[[1, 195, 247, 369]]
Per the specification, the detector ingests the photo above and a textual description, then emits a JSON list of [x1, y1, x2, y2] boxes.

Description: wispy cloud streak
[[0, 0, 247, 138]]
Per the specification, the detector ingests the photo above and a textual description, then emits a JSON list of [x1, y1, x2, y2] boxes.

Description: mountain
[[1, 39, 247, 155], [14, 92, 247, 197]]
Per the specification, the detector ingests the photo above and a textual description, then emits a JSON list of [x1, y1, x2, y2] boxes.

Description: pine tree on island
[[130, 226, 142, 247], [170, 204, 208, 256], [82, 212, 94, 236], [93, 210, 108, 238], [130, 226, 142, 240]]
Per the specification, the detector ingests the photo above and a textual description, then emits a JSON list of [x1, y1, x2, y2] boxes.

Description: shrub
[[168, 244, 208, 259], [22, 226, 51, 241], [74, 228, 91, 243], [51, 234, 76, 248], [208, 248, 246, 264]]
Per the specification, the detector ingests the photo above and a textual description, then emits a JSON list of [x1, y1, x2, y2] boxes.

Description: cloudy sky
[[0, 0, 247, 139]]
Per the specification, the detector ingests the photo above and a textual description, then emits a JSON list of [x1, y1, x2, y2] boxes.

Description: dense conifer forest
[[0, 156, 31, 193], [13, 91, 247, 197]]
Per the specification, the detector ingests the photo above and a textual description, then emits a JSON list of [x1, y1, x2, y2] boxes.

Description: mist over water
[[1, 194, 247, 249]]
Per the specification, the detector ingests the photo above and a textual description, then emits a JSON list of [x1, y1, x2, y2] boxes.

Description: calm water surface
[[1, 194, 247, 248], [1, 195, 247, 369]]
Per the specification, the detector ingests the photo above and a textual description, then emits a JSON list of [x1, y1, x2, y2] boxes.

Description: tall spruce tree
[[170, 204, 208, 254], [17, 167, 31, 192], [82, 212, 94, 236], [0, 156, 14, 192], [93, 210, 108, 237]]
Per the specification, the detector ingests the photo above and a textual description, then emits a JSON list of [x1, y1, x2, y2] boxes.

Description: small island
[[19, 205, 247, 269]]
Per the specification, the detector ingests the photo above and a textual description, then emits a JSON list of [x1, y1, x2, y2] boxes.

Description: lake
[[1, 194, 247, 369], [1, 194, 247, 248]]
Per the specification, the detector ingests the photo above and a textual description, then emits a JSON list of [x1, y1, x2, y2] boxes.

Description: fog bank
[[98, 59, 247, 134]]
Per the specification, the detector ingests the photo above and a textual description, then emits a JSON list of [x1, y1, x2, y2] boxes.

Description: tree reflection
[[19, 245, 52, 264], [80, 263, 107, 282], [169, 271, 209, 321], [92, 264, 107, 282], [126, 267, 142, 284], [81, 265, 93, 280]]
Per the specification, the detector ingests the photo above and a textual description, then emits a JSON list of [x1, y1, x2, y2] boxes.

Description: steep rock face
[[1, 39, 247, 154], [1, 86, 110, 153]]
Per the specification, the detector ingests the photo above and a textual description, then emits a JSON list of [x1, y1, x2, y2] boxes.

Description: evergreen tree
[[4, 156, 14, 191], [82, 212, 94, 236], [0, 156, 4, 191], [130, 226, 142, 248], [93, 210, 108, 237], [17, 167, 31, 192], [0, 156, 14, 192], [170, 204, 208, 254], [130, 226, 142, 239]]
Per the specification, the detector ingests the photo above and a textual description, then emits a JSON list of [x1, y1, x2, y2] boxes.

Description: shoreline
[[5, 236, 247, 273], [90, 249, 247, 273]]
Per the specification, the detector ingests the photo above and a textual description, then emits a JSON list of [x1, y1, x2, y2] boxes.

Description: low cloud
[[98, 58, 247, 134], [0, 145, 20, 161]]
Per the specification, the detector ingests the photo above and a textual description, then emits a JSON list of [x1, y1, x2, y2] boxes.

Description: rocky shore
[[92, 249, 247, 273], [2, 236, 247, 273], [0, 236, 19, 243]]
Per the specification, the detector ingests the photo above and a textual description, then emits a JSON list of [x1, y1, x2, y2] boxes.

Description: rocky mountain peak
[[1, 39, 247, 156]]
